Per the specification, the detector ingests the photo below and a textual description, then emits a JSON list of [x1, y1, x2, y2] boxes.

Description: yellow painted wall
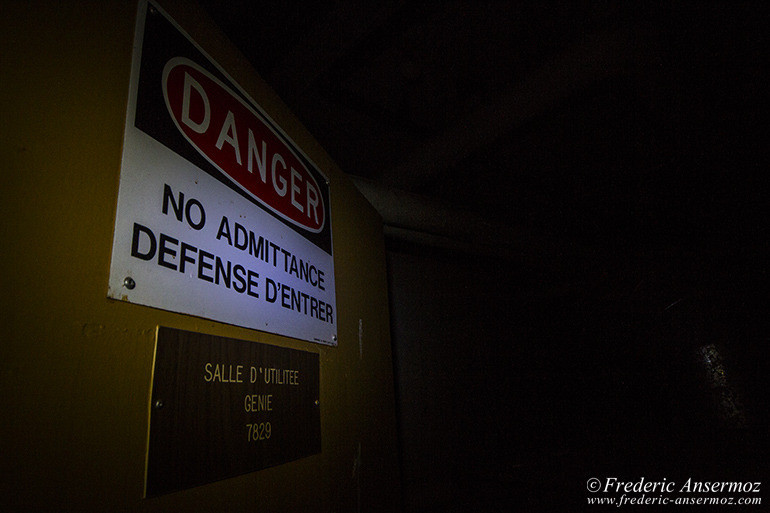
[[0, 1, 400, 511]]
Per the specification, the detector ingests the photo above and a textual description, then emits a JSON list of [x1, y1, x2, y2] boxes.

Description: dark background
[[197, 2, 768, 511]]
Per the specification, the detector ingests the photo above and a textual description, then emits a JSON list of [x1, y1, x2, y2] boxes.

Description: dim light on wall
[[696, 343, 746, 428]]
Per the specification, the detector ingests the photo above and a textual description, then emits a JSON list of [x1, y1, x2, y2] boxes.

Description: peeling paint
[[82, 323, 105, 338]]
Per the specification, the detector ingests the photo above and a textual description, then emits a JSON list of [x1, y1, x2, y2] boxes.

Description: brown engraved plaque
[[145, 326, 321, 496]]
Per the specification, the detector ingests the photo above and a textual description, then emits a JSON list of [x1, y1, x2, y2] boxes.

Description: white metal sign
[[108, 1, 337, 345]]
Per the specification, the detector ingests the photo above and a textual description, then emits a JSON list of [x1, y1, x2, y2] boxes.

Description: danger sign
[[162, 57, 326, 233], [108, 0, 337, 345]]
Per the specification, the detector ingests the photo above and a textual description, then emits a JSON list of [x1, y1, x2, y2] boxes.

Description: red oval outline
[[162, 56, 325, 233]]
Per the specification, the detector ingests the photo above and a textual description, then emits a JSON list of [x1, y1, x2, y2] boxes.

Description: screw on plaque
[[332, 335, 337, 343], [154, 400, 164, 409], [314, 399, 320, 406], [124, 277, 136, 290]]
